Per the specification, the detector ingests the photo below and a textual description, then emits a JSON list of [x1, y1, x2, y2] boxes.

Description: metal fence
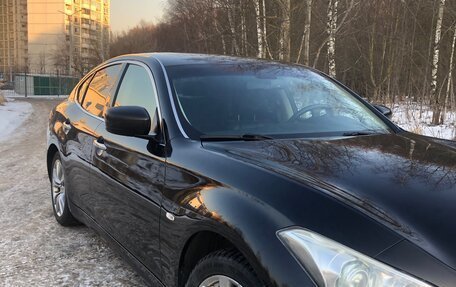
[[13, 73, 80, 97]]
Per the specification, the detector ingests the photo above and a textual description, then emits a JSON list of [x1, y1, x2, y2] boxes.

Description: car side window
[[114, 64, 158, 119], [77, 74, 93, 104], [82, 64, 122, 118]]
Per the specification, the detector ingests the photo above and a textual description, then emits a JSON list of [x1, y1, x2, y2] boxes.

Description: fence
[[13, 73, 80, 96]]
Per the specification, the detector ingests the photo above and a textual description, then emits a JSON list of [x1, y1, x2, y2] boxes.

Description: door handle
[[62, 120, 71, 134], [93, 138, 107, 156]]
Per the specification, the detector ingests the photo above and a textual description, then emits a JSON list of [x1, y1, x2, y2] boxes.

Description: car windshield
[[167, 63, 390, 139]]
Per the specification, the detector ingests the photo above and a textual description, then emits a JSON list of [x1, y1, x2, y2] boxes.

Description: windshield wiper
[[342, 130, 385, 137], [200, 134, 274, 142]]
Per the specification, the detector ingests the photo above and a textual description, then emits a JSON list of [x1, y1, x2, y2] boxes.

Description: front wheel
[[186, 250, 264, 287], [50, 152, 79, 226]]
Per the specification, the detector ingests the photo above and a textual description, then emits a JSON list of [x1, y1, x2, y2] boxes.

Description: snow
[[392, 103, 456, 140], [1, 90, 68, 99], [0, 98, 33, 142]]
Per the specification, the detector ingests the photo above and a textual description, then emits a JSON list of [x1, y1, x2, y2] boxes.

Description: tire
[[50, 152, 79, 226], [186, 250, 264, 287]]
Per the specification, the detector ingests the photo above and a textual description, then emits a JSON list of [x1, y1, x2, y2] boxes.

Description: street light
[[58, 8, 82, 75]]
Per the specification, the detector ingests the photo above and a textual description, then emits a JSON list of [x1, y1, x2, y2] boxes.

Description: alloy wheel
[[199, 275, 243, 287], [51, 159, 66, 217]]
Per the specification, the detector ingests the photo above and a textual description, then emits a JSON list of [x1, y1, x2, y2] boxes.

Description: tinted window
[[82, 64, 122, 117], [168, 64, 390, 138], [114, 64, 157, 118], [77, 75, 92, 103]]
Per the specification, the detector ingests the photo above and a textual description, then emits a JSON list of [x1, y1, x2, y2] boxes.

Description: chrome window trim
[[75, 62, 124, 122], [155, 58, 190, 139], [74, 60, 164, 128]]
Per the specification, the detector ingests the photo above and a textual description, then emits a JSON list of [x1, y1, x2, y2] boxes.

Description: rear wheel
[[51, 153, 79, 226], [186, 250, 263, 287]]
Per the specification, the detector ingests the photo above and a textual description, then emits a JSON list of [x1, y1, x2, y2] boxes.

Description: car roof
[[109, 52, 284, 68]]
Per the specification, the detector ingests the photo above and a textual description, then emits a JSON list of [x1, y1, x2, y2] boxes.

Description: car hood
[[202, 132, 456, 269]]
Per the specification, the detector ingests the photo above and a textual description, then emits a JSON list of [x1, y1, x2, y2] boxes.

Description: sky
[[110, 0, 166, 34]]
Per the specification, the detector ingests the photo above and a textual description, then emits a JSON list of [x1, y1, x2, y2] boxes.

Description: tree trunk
[[214, 16, 227, 55], [297, 0, 312, 65], [327, 0, 339, 78], [254, 0, 264, 58], [443, 25, 456, 123], [227, 5, 240, 55], [279, 0, 291, 62], [368, 21, 378, 100], [313, 0, 354, 69], [262, 0, 273, 59], [241, 3, 248, 56], [431, 0, 446, 125]]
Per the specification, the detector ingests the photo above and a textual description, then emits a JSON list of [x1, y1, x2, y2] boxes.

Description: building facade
[[0, 0, 110, 80], [0, 0, 29, 81]]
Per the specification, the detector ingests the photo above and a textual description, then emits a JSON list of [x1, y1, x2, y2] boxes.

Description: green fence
[[15, 74, 80, 96]]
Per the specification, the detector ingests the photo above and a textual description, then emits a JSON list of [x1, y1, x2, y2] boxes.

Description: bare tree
[[262, 0, 273, 59], [327, 0, 339, 78], [108, 0, 456, 126], [312, 0, 356, 69], [38, 52, 47, 74], [297, 0, 312, 65], [443, 24, 456, 121], [213, 13, 227, 55], [227, 1, 240, 55], [240, 1, 248, 56], [278, 0, 291, 61], [110, 22, 157, 57], [254, 0, 264, 58], [431, 0, 446, 124], [51, 41, 70, 75]]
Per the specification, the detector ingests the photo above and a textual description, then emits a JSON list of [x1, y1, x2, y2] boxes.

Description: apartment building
[[0, 0, 110, 80], [0, 0, 29, 81]]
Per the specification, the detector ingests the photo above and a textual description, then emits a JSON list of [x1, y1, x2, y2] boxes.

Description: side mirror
[[106, 106, 154, 137], [373, 104, 393, 119]]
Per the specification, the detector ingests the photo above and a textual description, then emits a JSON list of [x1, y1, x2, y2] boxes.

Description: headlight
[[278, 228, 432, 287]]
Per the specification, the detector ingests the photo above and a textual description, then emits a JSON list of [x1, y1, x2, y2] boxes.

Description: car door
[[62, 64, 123, 212], [90, 63, 165, 277], [68, 63, 124, 214]]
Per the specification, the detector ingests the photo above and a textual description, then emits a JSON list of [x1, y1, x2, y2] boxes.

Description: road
[[0, 99, 146, 286]]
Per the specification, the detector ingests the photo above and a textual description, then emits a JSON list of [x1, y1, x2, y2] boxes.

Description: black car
[[47, 53, 456, 287]]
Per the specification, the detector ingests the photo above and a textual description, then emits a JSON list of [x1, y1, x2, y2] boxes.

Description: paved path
[[0, 99, 146, 286]]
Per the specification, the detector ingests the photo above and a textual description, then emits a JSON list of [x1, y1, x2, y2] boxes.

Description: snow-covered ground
[[1, 90, 68, 99], [0, 98, 33, 142], [392, 103, 456, 140]]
